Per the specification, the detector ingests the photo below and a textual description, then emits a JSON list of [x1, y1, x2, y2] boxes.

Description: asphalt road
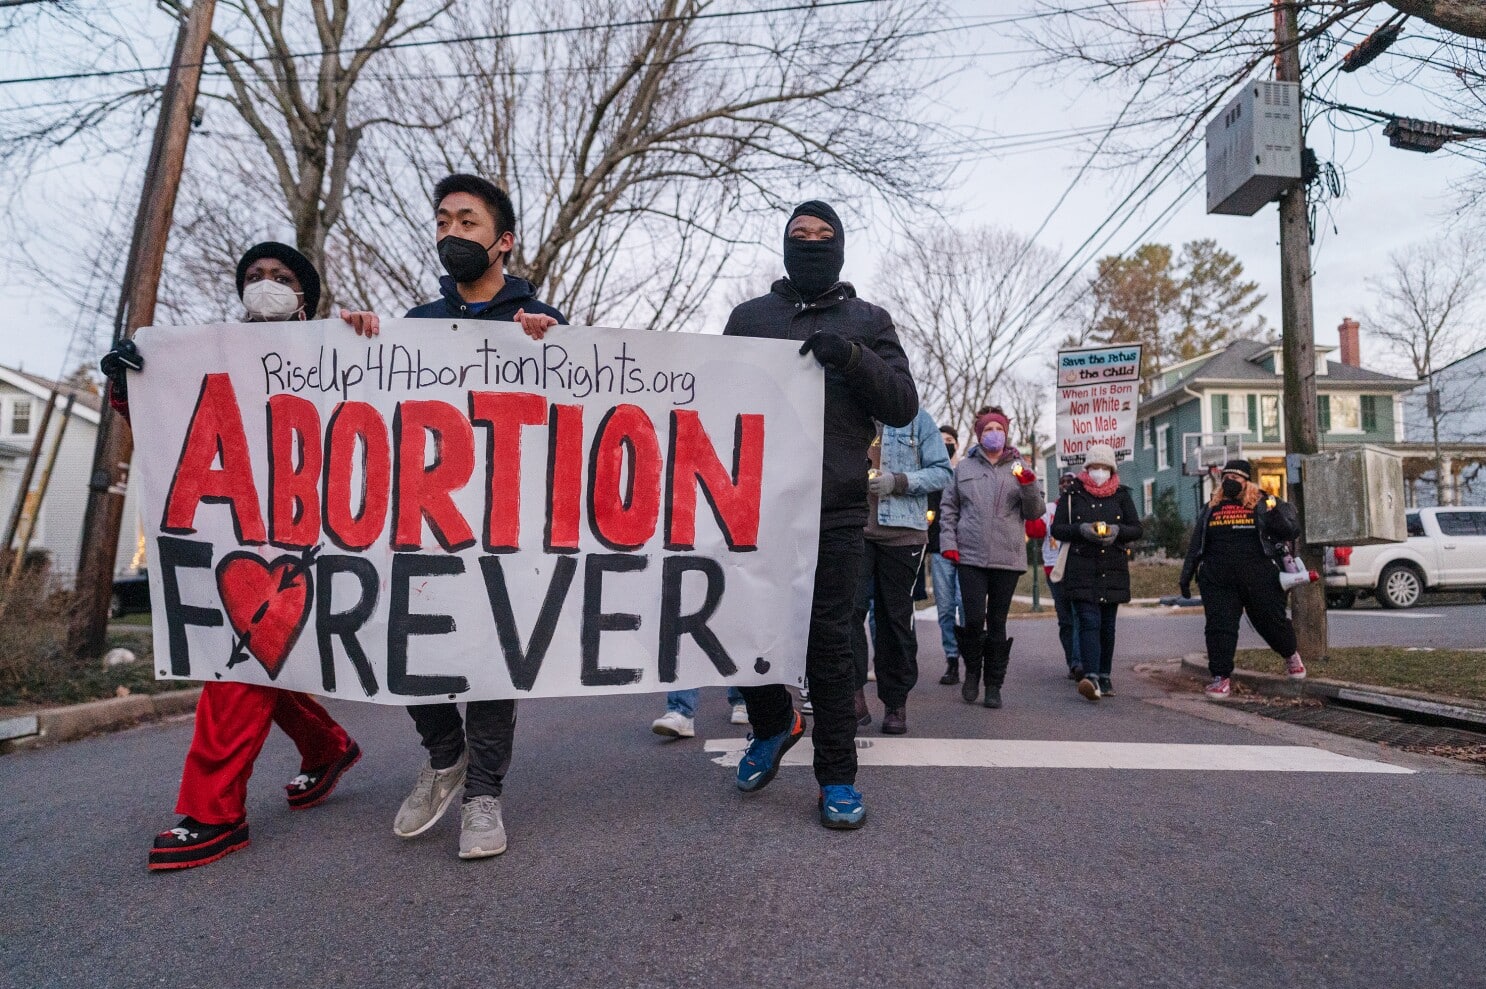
[[3, 605, 1485, 989]]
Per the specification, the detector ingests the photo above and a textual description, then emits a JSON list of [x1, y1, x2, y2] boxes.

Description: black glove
[[100, 339, 144, 403], [1179, 582, 1192, 600], [799, 331, 855, 370]]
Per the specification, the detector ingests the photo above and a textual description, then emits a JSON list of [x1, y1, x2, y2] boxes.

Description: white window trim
[[1142, 420, 1152, 449], [6, 396, 36, 439], [1156, 424, 1171, 471], [1259, 393, 1283, 442], [1216, 391, 1250, 433], [1142, 479, 1154, 515]]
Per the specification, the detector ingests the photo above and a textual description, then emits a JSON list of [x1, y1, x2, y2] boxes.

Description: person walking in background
[[939, 406, 1044, 709], [1179, 459, 1307, 699], [851, 408, 952, 734], [928, 425, 964, 686], [1050, 444, 1143, 702], [1042, 471, 1083, 680], [651, 687, 749, 738]]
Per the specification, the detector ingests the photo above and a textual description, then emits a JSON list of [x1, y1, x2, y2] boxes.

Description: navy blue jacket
[[724, 278, 918, 529], [405, 274, 567, 323]]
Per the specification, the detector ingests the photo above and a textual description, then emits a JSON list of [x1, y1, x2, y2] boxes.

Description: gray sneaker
[[392, 753, 467, 838], [458, 795, 507, 859]]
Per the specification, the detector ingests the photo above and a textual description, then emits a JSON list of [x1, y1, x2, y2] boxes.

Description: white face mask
[[1087, 468, 1112, 486], [242, 279, 303, 320]]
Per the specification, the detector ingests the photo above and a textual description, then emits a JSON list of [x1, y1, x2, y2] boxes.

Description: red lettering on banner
[[162, 373, 267, 544], [665, 411, 764, 551], [267, 394, 322, 549], [587, 404, 662, 551], [545, 404, 584, 552], [323, 402, 390, 552], [468, 391, 548, 552], [392, 400, 476, 552]]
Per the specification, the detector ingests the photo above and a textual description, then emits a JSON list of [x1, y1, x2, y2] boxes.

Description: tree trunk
[[1388, 1, 1486, 40]]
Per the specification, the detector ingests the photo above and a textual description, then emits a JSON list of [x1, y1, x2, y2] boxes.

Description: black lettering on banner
[[315, 554, 381, 696], [478, 556, 577, 691], [657, 555, 737, 682], [580, 553, 647, 687], [387, 554, 469, 697], [157, 536, 223, 676]]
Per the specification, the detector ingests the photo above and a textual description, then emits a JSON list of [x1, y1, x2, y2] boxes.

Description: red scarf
[[1078, 470, 1120, 499]]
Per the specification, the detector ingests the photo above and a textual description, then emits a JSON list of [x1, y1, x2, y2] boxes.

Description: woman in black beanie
[[1179, 459, 1308, 698]]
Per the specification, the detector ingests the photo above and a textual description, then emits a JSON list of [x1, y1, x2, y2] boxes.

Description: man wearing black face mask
[[377, 173, 567, 862], [721, 200, 918, 830]]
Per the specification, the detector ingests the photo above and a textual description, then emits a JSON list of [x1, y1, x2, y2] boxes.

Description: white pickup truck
[[1324, 506, 1486, 609]]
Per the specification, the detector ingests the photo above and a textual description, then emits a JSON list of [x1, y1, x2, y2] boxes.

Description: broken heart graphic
[[215, 549, 317, 679]]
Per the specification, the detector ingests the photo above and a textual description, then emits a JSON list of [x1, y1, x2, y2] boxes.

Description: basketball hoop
[[1183, 433, 1243, 477]]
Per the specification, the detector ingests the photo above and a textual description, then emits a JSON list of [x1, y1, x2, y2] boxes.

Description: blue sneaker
[[818, 785, 866, 829], [735, 711, 805, 792]]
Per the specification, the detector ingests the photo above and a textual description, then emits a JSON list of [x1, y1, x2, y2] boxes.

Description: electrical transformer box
[[1301, 445, 1407, 546], [1206, 79, 1303, 216]]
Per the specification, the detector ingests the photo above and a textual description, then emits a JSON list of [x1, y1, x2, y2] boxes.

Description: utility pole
[[67, 0, 216, 657], [1273, 0, 1327, 662]]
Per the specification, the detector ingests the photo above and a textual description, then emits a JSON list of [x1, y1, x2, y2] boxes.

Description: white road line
[[704, 738, 1413, 774], [1329, 612, 1443, 619]]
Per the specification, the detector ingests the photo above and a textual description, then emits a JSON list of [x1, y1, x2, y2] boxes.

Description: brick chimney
[[1338, 317, 1361, 367]]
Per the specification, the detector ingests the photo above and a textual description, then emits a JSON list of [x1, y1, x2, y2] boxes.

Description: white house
[[0, 365, 142, 583], [1400, 345, 1486, 507]]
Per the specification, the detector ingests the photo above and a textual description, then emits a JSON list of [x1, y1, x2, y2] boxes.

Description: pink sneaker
[[1285, 654, 1307, 680], [1204, 676, 1231, 699]]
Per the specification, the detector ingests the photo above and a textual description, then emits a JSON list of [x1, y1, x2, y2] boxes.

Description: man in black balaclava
[[722, 200, 919, 830]]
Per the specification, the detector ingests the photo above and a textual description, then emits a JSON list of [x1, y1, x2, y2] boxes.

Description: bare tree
[[997, 372, 1050, 457], [1365, 233, 1486, 505], [335, 0, 949, 331], [878, 225, 1069, 438]]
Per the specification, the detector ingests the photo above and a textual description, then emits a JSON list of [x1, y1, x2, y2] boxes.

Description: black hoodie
[[724, 278, 918, 530], [405, 274, 567, 323]]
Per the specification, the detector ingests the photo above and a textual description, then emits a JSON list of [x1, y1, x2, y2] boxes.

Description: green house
[[1047, 338, 1417, 527]]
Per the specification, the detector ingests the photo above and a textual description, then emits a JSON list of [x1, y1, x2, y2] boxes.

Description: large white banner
[[1054, 344, 1142, 469], [130, 319, 823, 704]]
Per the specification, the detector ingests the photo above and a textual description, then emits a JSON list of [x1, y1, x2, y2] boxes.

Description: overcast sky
[[0, 1, 1476, 384]]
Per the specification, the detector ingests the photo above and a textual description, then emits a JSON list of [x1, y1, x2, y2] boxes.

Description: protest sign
[[128, 319, 823, 703], [1054, 344, 1142, 468]]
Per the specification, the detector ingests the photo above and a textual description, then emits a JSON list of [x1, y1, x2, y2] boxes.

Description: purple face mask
[[980, 430, 1006, 453]]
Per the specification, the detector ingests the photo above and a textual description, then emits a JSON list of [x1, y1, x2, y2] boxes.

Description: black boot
[[983, 637, 1012, 709], [955, 627, 983, 704], [939, 658, 959, 685]]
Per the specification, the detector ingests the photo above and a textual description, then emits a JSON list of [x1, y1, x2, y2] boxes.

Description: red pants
[[176, 682, 351, 825]]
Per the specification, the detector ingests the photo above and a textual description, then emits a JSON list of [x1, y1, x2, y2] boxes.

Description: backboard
[[1183, 432, 1244, 477]]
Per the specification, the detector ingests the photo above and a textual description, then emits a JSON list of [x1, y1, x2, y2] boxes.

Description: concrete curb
[[1177, 653, 1486, 730], [0, 688, 201, 754]]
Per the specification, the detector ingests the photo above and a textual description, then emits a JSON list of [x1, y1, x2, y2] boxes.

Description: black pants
[[851, 541, 922, 708], [407, 699, 517, 800], [1049, 577, 1080, 671], [739, 525, 863, 787], [1199, 561, 1298, 678], [1071, 599, 1119, 679], [956, 565, 1022, 644]]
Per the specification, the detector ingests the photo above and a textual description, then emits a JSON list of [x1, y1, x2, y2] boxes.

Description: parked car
[[1325, 507, 1486, 609], [110, 570, 150, 617]]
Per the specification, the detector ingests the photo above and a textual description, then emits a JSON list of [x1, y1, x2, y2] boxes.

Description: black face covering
[[783, 200, 845, 301], [944, 444, 957, 459], [438, 235, 495, 283], [1221, 478, 1244, 499]]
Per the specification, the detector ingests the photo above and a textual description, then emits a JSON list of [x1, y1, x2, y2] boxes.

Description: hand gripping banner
[[129, 319, 824, 704]]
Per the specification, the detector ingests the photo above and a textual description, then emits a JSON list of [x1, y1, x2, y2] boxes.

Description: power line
[[0, 0, 1157, 88]]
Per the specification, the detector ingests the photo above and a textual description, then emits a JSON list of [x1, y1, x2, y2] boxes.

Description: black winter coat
[[1050, 483, 1144, 604], [725, 279, 918, 529], [1178, 495, 1302, 590], [406, 274, 567, 323]]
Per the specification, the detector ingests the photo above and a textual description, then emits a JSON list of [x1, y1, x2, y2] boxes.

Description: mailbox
[[1300, 445, 1407, 545]]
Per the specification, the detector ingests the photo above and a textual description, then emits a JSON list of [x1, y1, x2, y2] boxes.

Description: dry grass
[[0, 574, 176, 709], [1235, 646, 1486, 704]]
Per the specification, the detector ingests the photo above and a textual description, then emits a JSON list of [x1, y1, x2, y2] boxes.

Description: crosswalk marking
[[704, 738, 1413, 774]]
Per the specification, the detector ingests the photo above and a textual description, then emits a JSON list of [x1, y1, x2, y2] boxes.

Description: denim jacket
[[875, 408, 952, 530]]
